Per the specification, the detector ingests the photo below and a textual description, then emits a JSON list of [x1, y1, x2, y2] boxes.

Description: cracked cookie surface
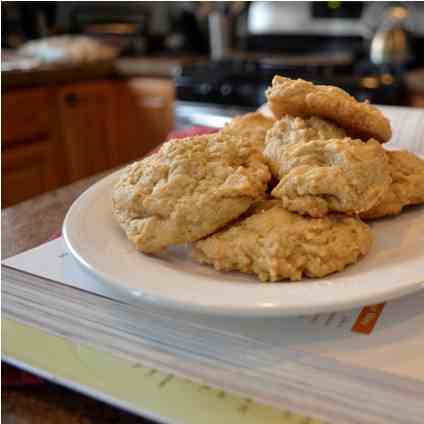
[[360, 150, 424, 219], [220, 112, 275, 150], [270, 138, 391, 217], [266, 75, 392, 142], [192, 200, 373, 282], [264, 115, 346, 177], [112, 133, 271, 253]]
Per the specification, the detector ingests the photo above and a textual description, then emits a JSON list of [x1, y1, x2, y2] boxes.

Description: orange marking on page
[[352, 303, 385, 334]]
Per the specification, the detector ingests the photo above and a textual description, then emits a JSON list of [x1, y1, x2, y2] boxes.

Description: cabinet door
[[57, 81, 116, 182], [2, 88, 51, 146], [2, 87, 65, 207], [2, 141, 58, 207], [112, 78, 175, 165]]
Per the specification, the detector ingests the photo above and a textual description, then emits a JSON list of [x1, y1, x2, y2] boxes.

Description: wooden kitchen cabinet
[[112, 78, 175, 165], [2, 87, 64, 207], [56, 78, 174, 182], [2, 141, 61, 207], [2, 78, 175, 207], [57, 81, 117, 182], [2, 88, 51, 146]]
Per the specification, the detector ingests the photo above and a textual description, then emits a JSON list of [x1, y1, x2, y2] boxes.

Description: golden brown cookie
[[220, 112, 275, 150], [270, 137, 391, 217], [264, 115, 346, 177], [360, 150, 424, 219], [192, 200, 373, 282], [112, 133, 271, 253], [266, 75, 392, 143]]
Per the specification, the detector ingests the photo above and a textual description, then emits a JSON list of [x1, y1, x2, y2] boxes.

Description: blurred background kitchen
[[2, 1, 424, 208]]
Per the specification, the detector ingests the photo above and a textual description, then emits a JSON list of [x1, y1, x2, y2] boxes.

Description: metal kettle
[[370, 4, 413, 66]]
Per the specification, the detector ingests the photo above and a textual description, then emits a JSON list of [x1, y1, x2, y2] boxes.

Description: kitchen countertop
[[2, 55, 204, 90], [2, 173, 103, 259], [2, 49, 324, 91], [0, 49, 366, 91], [2, 375, 155, 424]]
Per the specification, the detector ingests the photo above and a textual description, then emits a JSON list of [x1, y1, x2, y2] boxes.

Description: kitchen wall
[[54, 1, 179, 35], [5, 2, 424, 52], [55, 1, 424, 37]]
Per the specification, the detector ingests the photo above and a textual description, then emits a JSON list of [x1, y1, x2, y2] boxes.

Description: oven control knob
[[220, 84, 233, 96], [200, 83, 212, 95]]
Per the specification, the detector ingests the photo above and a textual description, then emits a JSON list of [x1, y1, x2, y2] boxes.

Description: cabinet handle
[[65, 93, 78, 107]]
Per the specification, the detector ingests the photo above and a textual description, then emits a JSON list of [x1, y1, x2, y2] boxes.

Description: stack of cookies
[[112, 76, 424, 282]]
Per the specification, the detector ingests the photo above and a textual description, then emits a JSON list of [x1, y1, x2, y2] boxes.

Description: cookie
[[192, 200, 373, 282], [270, 137, 391, 217], [266, 75, 392, 143], [220, 112, 275, 150], [264, 115, 346, 177], [112, 133, 271, 253], [360, 150, 424, 219]]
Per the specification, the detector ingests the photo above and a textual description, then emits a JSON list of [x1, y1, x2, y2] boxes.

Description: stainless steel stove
[[174, 100, 251, 130], [175, 57, 406, 108]]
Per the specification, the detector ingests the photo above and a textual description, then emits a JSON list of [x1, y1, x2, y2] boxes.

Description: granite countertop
[[3, 376, 155, 424], [2, 54, 204, 90], [2, 49, 339, 90]]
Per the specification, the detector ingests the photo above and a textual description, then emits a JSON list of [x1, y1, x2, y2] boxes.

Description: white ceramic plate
[[63, 169, 424, 317]]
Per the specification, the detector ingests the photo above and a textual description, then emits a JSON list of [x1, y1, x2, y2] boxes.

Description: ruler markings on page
[[4, 320, 320, 424]]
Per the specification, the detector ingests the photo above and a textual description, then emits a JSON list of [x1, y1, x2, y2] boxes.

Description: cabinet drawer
[[2, 140, 60, 207], [2, 88, 51, 145]]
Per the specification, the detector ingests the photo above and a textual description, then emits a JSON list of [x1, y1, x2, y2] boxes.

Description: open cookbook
[[3, 77, 424, 424]]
